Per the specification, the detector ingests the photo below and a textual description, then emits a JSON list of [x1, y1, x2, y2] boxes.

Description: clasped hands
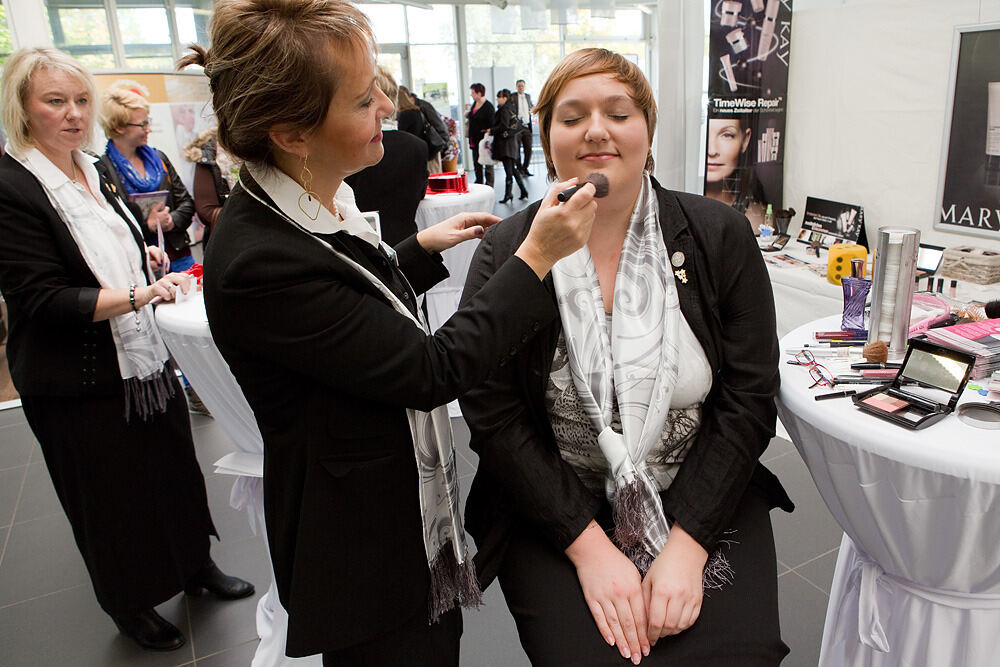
[[566, 520, 709, 664]]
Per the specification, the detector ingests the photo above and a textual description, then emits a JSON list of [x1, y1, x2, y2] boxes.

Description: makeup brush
[[557, 173, 610, 202]]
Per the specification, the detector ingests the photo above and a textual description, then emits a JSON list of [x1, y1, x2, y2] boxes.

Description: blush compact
[[852, 338, 977, 430]]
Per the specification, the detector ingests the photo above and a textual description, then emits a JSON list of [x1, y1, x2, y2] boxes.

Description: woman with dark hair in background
[[491, 88, 527, 205], [467, 82, 494, 186], [183, 0, 596, 663], [0, 47, 252, 654]]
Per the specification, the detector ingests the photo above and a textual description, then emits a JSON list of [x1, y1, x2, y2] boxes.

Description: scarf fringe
[[427, 546, 483, 623], [123, 364, 176, 422], [613, 478, 656, 574], [703, 532, 737, 590]]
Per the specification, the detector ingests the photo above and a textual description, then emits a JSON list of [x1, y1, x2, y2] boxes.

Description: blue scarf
[[105, 140, 166, 194]]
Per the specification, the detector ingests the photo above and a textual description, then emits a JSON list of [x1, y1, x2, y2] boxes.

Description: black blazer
[[100, 150, 195, 255], [0, 154, 149, 398], [344, 129, 428, 247], [510, 92, 533, 130], [491, 102, 519, 160], [467, 101, 495, 149], [459, 179, 794, 586], [202, 169, 558, 656]]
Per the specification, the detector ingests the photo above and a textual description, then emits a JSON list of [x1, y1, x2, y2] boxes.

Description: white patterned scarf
[[553, 174, 678, 571], [241, 174, 479, 620]]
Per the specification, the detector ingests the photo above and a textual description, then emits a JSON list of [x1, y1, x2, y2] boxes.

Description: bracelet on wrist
[[128, 284, 137, 311]]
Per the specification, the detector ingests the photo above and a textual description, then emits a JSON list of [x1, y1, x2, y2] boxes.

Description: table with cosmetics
[[761, 239, 1000, 338], [154, 291, 321, 667], [776, 314, 1000, 666]]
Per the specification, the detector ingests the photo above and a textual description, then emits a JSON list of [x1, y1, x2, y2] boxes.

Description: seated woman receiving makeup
[[460, 48, 794, 666]]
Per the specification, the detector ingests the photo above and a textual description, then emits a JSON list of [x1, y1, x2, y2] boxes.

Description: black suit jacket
[[100, 150, 195, 255], [459, 179, 793, 586], [202, 169, 558, 656], [0, 154, 149, 397], [344, 129, 428, 247], [510, 92, 533, 129]]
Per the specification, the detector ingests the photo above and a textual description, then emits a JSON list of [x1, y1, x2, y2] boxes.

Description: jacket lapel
[[653, 181, 720, 372]]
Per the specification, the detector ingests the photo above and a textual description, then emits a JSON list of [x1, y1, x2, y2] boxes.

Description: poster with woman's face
[[704, 0, 792, 226], [935, 26, 1000, 240]]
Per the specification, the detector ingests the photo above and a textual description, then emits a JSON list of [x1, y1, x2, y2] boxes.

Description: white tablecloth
[[155, 292, 320, 667], [414, 183, 494, 416], [776, 315, 1000, 666], [414, 183, 495, 333]]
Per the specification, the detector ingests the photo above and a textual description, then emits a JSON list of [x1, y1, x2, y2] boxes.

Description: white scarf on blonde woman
[[242, 164, 481, 619], [14, 146, 173, 419]]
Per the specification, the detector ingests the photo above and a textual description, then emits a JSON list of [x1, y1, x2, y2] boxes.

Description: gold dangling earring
[[297, 155, 321, 221]]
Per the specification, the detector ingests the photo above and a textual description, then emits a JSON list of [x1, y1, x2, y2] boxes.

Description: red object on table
[[184, 263, 203, 285], [426, 172, 468, 195]]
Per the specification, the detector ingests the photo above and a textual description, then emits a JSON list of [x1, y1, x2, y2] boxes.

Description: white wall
[[784, 0, 1000, 251]]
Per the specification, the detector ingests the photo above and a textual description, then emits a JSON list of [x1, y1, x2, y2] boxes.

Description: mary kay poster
[[935, 24, 1000, 240], [704, 0, 793, 229]]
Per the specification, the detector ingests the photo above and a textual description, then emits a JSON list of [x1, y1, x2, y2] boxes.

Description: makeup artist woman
[[186, 1, 594, 664], [460, 48, 794, 666], [0, 47, 252, 653]]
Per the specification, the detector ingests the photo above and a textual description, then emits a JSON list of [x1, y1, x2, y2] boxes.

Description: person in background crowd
[[0, 46, 253, 654], [460, 47, 792, 666], [185, 126, 238, 247], [511, 78, 534, 176], [397, 84, 442, 174], [100, 87, 197, 273], [491, 88, 528, 205], [467, 82, 494, 187], [442, 116, 460, 172], [410, 87, 448, 169], [344, 65, 428, 247], [101, 88, 210, 416], [182, 1, 597, 663]]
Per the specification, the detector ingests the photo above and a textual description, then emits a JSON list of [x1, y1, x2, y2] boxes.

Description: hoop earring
[[297, 155, 321, 221]]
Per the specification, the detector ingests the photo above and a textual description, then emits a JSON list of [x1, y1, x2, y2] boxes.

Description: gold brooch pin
[[674, 269, 688, 284]]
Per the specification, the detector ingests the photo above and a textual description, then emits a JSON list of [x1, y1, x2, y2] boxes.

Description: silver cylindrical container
[[867, 227, 920, 360]]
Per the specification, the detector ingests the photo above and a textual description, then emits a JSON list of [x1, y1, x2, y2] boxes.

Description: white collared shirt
[[517, 93, 530, 124], [246, 161, 381, 248]]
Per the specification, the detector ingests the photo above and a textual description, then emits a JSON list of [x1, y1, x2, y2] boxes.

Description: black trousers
[[496, 482, 789, 666], [518, 127, 533, 172], [321, 606, 461, 666], [471, 144, 494, 187], [22, 381, 216, 616], [500, 157, 527, 200]]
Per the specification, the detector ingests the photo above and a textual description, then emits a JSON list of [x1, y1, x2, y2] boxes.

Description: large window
[[45, 0, 213, 71], [0, 5, 13, 68]]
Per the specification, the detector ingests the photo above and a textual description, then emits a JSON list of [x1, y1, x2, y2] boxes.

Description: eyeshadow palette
[[852, 339, 977, 430]]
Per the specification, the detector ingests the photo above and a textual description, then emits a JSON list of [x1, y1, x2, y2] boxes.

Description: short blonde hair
[[177, 0, 375, 164], [375, 66, 398, 121], [396, 85, 417, 112], [1, 47, 96, 155], [100, 86, 150, 138], [534, 48, 657, 180]]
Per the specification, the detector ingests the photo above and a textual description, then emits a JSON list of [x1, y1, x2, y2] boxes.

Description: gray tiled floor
[[0, 168, 843, 665], [0, 403, 841, 666]]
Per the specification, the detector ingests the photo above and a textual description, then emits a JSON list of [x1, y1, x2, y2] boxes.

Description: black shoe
[[184, 562, 255, 600], [519, 192, 529, 201], [114, 609, 185, 651], [521, 169, 533, 177], [499, 197, 512, 205]]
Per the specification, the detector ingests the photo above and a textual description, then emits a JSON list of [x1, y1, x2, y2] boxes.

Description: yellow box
[[827, 244, 867, 285]]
